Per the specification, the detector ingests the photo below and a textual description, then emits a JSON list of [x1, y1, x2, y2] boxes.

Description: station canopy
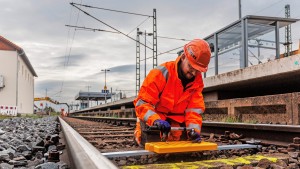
[[204, 15, 299, 53], [75, 91, 114, 101], [201, 15, 299, 76]]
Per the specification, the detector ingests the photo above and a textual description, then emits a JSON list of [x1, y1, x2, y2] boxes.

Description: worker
[[133, 39, 212, 146]]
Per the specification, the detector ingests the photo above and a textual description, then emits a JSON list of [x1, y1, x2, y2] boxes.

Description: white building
[[0, 36, 37, 115]]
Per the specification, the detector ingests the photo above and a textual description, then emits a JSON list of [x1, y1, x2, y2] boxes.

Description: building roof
[[75, 91, 115, 101], [0, 36, 37, 77]]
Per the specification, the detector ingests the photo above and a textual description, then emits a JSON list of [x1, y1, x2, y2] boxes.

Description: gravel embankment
[[0, 116, 69, 169]]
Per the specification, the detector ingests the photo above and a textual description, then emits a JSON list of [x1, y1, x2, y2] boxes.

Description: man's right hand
[[188, 129, 202, 143], [153, 119, 171, 133]]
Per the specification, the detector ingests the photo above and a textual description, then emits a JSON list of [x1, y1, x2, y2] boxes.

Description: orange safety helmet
[[183, 39, 211, 72]]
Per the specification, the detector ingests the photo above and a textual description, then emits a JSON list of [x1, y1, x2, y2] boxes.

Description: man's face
[[180, 54, 199, 79]]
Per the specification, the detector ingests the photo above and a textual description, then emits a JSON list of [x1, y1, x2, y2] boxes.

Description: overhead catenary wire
[[158, 46, 184, 56], [69, 3, 193, 61], [66, 25, 120, 34], [275, 8, 285, 17], [70, 2, 153, 50], [65, 24, 191, 54], [126, 17, 151, 36], [139, 35, 164, 58], [59, 0, 82, 98], [140, 45, 183, 61], [138, 33, 193, 61], [157, 36, 192, 42], [253, 0, 285, 15], [71, 2, 153, 17]]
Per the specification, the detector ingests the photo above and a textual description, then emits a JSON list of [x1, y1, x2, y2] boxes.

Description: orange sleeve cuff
[[146, 113, 161, 126]]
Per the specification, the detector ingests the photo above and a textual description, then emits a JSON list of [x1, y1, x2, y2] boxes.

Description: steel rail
[[58, 117, 118, 169], [102, 144, 261, 158], [75, 116, 136, 126], [202, 122, 300, 146], [72, 116, 300, 146]]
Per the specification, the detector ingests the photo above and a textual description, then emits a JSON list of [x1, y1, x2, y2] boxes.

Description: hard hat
[[183, 39, 211, 72]]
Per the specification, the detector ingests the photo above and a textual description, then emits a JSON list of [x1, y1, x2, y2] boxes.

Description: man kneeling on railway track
[[133, 39, 212, 146]]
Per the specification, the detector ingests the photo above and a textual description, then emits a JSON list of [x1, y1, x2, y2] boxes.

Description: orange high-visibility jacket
[[134, 56, 205, 132]]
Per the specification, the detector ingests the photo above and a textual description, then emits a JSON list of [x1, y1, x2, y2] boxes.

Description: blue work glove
[[153, 120, 171, 133], [188, 129, 202, 143]]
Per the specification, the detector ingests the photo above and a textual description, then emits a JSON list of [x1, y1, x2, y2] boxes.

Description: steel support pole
[[275, 21, 280, 59], [245, 19, 248, 68], [214, 33, 218, 75], [104, 71, 107, 89], [136, 28, 141, 95], [145, 30, 147, 78], [285, 4, 292, 57], [153, 9, 157, 68], [239, 0, 242, 19], [241, 18, 248, 68]]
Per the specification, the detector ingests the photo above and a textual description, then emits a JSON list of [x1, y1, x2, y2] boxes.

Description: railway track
[[60, 116, 300, 168], [72, 116, 300, 146]]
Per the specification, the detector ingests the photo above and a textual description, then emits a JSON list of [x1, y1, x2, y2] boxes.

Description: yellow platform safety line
[[145, 141, 218, 154], [122, 155, 279, 169]]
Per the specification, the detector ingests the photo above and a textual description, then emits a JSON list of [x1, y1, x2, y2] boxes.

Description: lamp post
[[101, 69, 110, 91], [101, 69, 110, 103], [138, 30, 153, 78]]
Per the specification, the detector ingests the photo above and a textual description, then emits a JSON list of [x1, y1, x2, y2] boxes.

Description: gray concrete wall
[[17, 54, 34, 114], [0, 51, 17, 106], [204, 54, 300, 92]]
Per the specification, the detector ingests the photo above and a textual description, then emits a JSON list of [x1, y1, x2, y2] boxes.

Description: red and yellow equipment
[[34, 97, 59, 104], [145, 141, 217, 153]]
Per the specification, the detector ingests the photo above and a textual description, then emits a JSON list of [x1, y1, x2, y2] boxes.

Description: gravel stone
[[0, 117, 66, 168], [22, 150, 33, 160], [270, 164, 285, 169], [257, 158, 272, 168], [0, 163, 14, 169], [0, 129, 6, 135], [35, 151, 43, 159], [8, 159, 28, 167], [56, 162, 69, 169], [118, 160, 127, 166], [288, 163, 300, 169], [17, 145, 31, 152], [275, 159, 288, 168], [27, 159, 44, 167], [0, 151, 10, 161], [289, 152, 300, 159], [47, 145, 56, 152], [34, 162, 59, 169], [13, 155, 26, 161]]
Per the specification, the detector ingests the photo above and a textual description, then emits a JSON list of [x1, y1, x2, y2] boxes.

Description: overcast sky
[[1, 0, 300, 108]]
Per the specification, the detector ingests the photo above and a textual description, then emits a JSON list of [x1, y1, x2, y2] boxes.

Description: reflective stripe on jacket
[[133, 56, 205, 129]]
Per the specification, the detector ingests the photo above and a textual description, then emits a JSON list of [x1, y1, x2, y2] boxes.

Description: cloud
[[1, 0, 300, 105]]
